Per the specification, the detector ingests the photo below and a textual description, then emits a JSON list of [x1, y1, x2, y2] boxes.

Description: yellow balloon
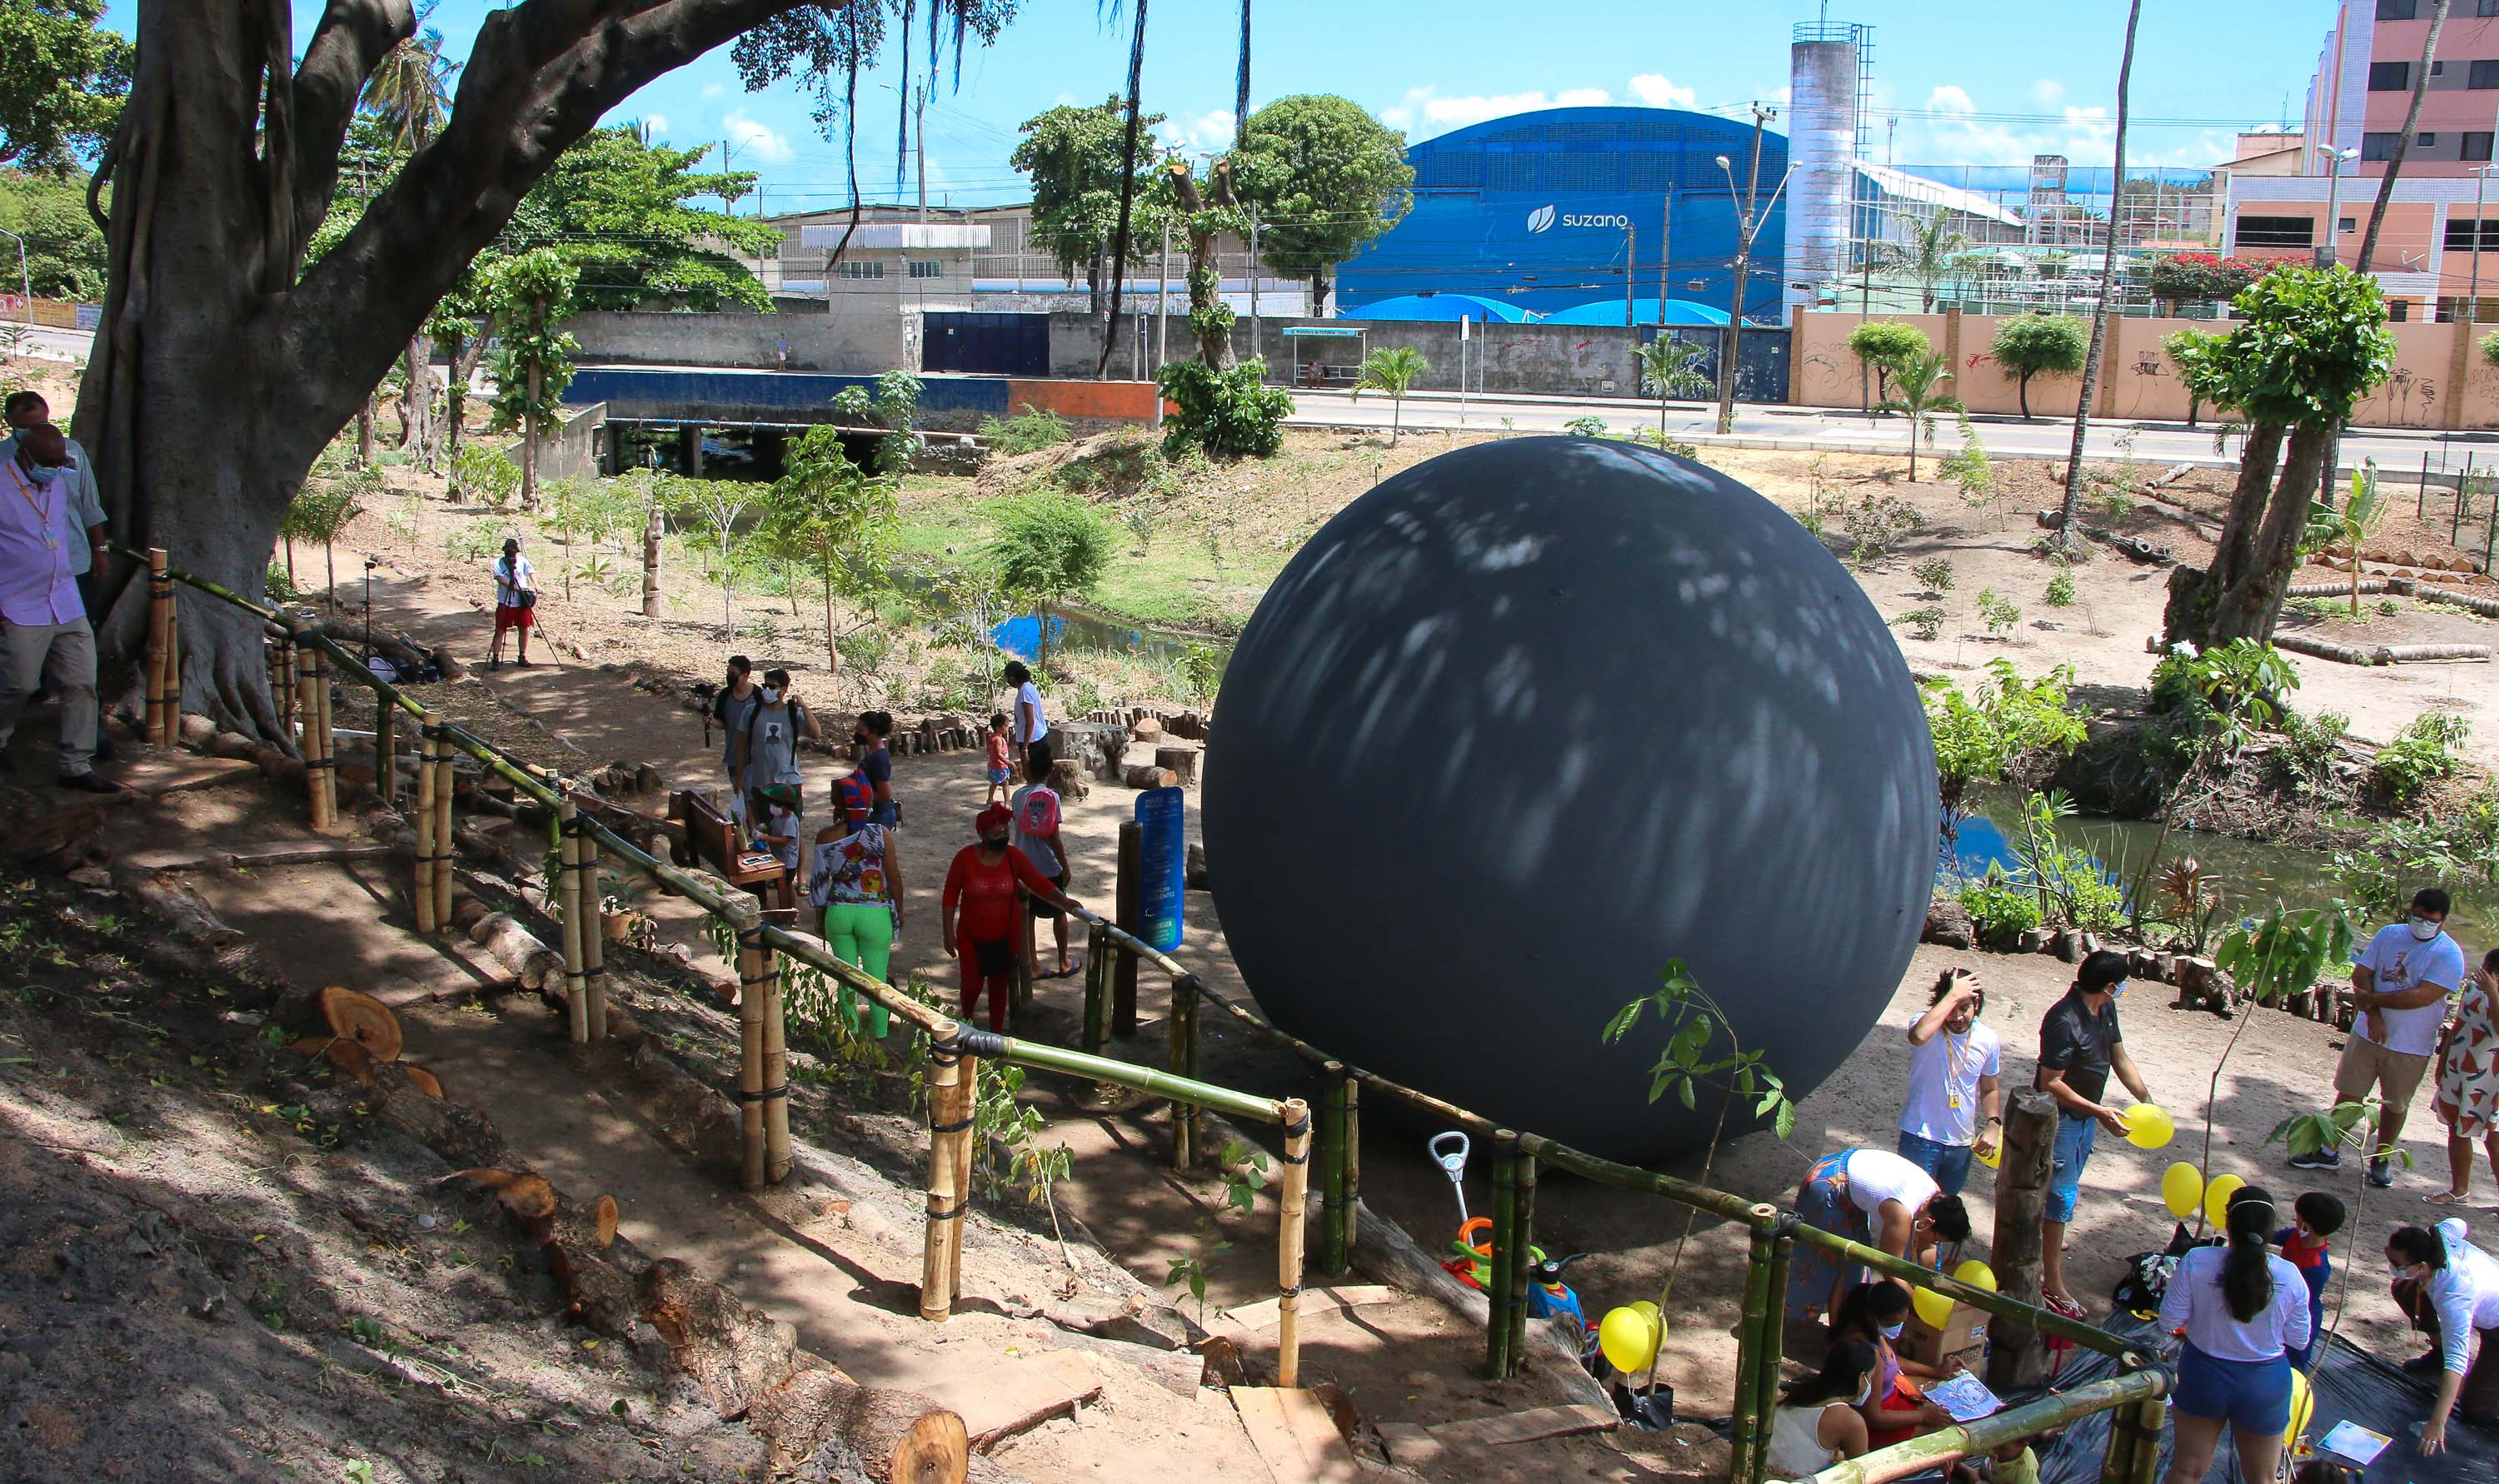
[[1953, 1259, 1998, 1294], [1912, 1285, 1954, 1330], [2204, 1173, 2247, 1228], [2161, 1162, 2206, 1220], [1630, 1299, 1668, 1347], [2284, 1367, 2313, 1446], [1973, 1140, 2002, 1169], [2123, 1103, 2177, 1151], [1598, 1306, 1660, 1372]]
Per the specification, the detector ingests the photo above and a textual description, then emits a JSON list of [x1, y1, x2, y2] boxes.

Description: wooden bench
[[668, 789, 796, 911]]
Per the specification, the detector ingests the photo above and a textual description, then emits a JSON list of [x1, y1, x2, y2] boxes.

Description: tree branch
[[291, 0, 419, 239]]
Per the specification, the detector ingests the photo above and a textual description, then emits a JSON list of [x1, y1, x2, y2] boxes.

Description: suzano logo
[[1526, 204, 1629, 232]]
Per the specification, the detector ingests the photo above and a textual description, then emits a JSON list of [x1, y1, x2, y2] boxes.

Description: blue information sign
[[1135, 788, 1187, 952]]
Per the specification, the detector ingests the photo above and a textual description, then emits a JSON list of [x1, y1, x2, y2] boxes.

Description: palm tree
[[1352, 346, 1429, 446], [1887, 211, 1971, 313], [2317, 465, 2387, 617], [1876, 351, 1963, 483], [362, 23, 457, 152], [1636, 336, 1713, 446]]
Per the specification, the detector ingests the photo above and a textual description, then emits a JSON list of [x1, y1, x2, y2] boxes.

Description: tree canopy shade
[[496, 126, 784, 311], [0, 0, 130, 168], [0, 167, 106, 298], [1236, 94, 1413, 318], [76, 0, 1010, 737], [1007, 96, 1168, 309]]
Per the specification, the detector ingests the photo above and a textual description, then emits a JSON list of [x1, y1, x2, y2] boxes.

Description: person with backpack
[[734, 668, 817, 823], [811, 773, 903, 1040], [489, 537, 536, 669], [1010, 741, 1076, 979], [2158, 1185, 2312, 1484]]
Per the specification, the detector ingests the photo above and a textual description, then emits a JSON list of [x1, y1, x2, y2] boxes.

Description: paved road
[[1281, 386, 2491, 476], [7, 325, 92, 365]]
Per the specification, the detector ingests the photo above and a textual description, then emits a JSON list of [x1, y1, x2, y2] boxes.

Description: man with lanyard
[[2037, 950, 2153, 1317], [4, 393, 113, 759], [2294, 888, 2465, 1188], [1897, 969, 2003, 1198], [0, 425, 112, 791]]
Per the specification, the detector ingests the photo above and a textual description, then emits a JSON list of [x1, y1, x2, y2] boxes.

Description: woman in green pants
[[809, 774, 904, 1037]]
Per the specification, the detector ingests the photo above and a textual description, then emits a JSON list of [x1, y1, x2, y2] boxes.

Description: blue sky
[[138, 2, 2332, 208]]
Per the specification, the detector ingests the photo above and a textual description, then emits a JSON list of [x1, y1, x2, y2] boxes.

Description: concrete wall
[[566, 307, 919, 374], [558, 367, 1162, 432], [1791, 308, 2499, 431], [501, 402, 606, 482]]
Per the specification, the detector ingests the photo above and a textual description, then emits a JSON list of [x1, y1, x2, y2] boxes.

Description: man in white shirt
[[1786, 1145, 1973, 1319], [1897, 969, 2003, 1198], [4, 393, 113, 759], [2295, 889, 2466, 1188], [489, 537, 536, 670], [1002, 659, 1050, 771], [0, 426, 112, 789]]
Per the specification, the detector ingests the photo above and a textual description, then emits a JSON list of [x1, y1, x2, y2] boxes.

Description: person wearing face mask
[[2036, 950, 2152, 1317], [1898, 969, 2003, 1197], [2158, 1186, 2311, 1484], [1763, 1339, 1876, 1479], [2, 395, 111, 759], [940, 804, 1081, 1033], [736, 669, 817, 824], [2385, 1219, 2499, 1454], [850, 710, 898, 829], [710, 655, 759, 821], [2293, 889, 2464, 1188], [1828, 1283, 1954, 1446], [0, 424, 112, 792]]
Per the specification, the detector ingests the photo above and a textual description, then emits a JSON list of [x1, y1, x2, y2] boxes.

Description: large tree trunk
[[521, 353, 542, 510], [397, 331, 436, 470], [71, 0, 817, 739], [2205, 425, 2332, 644], [1165, 159, 1237, 371], [2162, 421, 2286, 647], [357, 394, 377, 467]]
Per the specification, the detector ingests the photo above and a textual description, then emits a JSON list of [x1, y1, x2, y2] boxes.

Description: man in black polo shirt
[[2036, 949, 2153, 1316]]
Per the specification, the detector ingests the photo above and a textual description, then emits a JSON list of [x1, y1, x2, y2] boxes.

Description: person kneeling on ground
[[940, 804, 1081, 1033], [2037, 949, 2152, 1317], [2159, 1185, 2312, 1484], [2296, 889, 2463, 1189], [1828, 1283, 1956, 1449], [1898, 968, 2003, 1197], [0, 425, 112, 792], [1763, 1338, 1876, 1479], [2388, 1218, 2499, 1453], [1787, 1147, 1972, 1322]]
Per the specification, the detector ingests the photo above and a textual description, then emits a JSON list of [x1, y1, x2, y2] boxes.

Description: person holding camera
[[489, 537, 536, 669]]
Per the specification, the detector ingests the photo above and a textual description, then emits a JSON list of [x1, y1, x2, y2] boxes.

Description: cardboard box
[[1899, 1304, 1988, 1373]]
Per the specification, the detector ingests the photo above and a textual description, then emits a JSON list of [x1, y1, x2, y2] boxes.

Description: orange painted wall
[[1004, 378, 1167, 422]]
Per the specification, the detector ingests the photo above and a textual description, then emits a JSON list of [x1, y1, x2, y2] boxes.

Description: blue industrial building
[[1334, 107, 1790, 324]]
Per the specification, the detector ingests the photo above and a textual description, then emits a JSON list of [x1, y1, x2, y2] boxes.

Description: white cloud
[[1155, 109, 1240, 154], [2030, 79, 2067, 107], [701, 82, 726, 101], [1629, 75, 1697, 109], [722, 110, 791, 164], [1928, 85, 1978, 115], [642, 113, 669, 137], [1379, 86, 1612, 139]]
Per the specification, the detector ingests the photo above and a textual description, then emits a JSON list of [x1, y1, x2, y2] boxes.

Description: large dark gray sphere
[[1203, 437, 1935, 1163]]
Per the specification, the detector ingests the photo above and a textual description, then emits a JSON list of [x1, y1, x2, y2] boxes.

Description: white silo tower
[[1785, 21, 1871, 322]]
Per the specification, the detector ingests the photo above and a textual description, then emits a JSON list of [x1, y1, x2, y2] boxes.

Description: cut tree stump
[[273, 984, 403, 1062], [1153, 747, 1199, 785], [639, 1257, 801, 1421], [747, 1355, 970, 1484], [1122, 765, 1179, 790], [1988, 1090, 2058, 1392]]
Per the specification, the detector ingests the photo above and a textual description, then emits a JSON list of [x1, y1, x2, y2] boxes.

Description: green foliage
[[1235, 94, 1416, 313], [1155, 357, 1292, 459], [1911, 557, 1956, 595], [1637, 335, 1713, 402], [1875, 351, 1963, 481], [1561, 415, 1609, 438], [2305, 463, 2389, 615], [978, 403, 1074, 456], [1988, 314, 2088, 411], [1601, 959, 1794, 1138], [281, 477, 364, 547], [2216, 904, 2357, 1008], [2149, 254, 2265, 306], [1008, 96, 1170, 290], [1921, 658, 2088, 804], [449, 443, 520, 510], [766, 427, 901, 637], [2045, 569, 2077, 608], [2155, 856, 2231, 956], [1959, 869, 2044, 949], [983, 491, 1119, 619], [263, 563, 297, 603], [1976, 587, 2022, 635], [1846, 320, 1930, 396], [1841, 490, 1924, 565], [2482, 329, 2499, 369], [1894, 605, 1947, 641], [2275, 707, 2352, 791], [2373, 713, 2473, 809], [482, 249, 579, 436], [1351, 346, 1428, 442], [1883, 213, 1972, 311], [2149, 638, 2301, 757], [831, 371, 925, 474], [2164, 328, 2232, 420], [0, 0, 130, 169], [0, 168, 104, 299], [2332, 814, 2479, 921], [2009, 790, 2126, 931], [2212, 266, 2395, 431], [492, 127, 781, 311], [1938, 411, 1999, 514]]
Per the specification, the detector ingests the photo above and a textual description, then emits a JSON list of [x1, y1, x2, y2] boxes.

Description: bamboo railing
[[140, 548, 2173, 1483]]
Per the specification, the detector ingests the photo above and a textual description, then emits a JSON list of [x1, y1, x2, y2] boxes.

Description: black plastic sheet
[[2033, 1316, 2499, 1484]]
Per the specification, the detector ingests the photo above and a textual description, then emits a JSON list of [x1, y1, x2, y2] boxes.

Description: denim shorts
[[2047, 1112, 2097, 1223], [2173, 1343, 2293, 1434], [1896, 1129, 1976, 1198], [869, 800, 899, 829]]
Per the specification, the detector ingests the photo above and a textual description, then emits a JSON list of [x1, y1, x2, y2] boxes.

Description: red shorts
[[494, 603, 535, 633]]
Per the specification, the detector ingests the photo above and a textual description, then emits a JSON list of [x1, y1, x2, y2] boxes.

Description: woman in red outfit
[[941, 804, 1082, 1031]]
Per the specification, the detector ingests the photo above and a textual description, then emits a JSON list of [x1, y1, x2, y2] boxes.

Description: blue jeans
[[1896, 1129, 1977, 1197], [869, 800, 899, 829], [2047, 1112, 2097, 1224]]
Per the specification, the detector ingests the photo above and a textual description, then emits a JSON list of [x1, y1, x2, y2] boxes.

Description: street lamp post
[[2316, 145, 2358, 270], [0, 229, 28, 327], [1714, 104, 1773, 436]]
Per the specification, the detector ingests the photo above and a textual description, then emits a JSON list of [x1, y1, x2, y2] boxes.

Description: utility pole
[[2474, 165, 2495, 324], [1157, 219, 1171, 372], [1715, 102, 1772, 436], [1249, 208, 1263, 376], [1658, 192, 1672, 318], [1624, 222, 1638, 328], [915, 84, 929, 223]]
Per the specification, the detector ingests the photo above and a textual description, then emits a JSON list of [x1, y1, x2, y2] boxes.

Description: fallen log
[[544, 1195, 638, 1337], [469, 911, 566, 990], [639, 1257, 802, 1420], [2374, 642, 2492, 665], [117, 868, 247, 947], [748, 1355, 970, 1484], [1122, 765, 1179, 790], [372, 1059, 510, 1169]]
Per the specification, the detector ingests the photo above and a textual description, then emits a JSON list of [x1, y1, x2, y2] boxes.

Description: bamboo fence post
[[1276, 1096, 1311, 1389], [314, 645, 337, 823], [2122, 1397, 2166, 1484], [1753, 1226, 1794, 1484], [1319, 1063, 1350, 1275], [1730, 1213, 1780, 1484], [1505, 1144, 1537, 1373], [2096, 1402, 2135, 1484], [1081, 919, 1109, 1053], [1989, 1090, 2060, 1392], [145, 548, 172, 744], [558, 799, 590, 1044], [412, 730, 439, 934], [580, 819, 607, 1041], [1170, 974, 1200, 1169], [728, 899, 771, 1191], [162, 573, 179, 740], [759, 926, 791, 1183], [292, 627, 320, 824], [949, 1049, 977, 1303], [373, 704, 395, 808], [431, 735, 454, 928], [919, 1038, 970, 1322], [1342, 1075, 1361, 1263], [1485, 1133, 1517, 1380]]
